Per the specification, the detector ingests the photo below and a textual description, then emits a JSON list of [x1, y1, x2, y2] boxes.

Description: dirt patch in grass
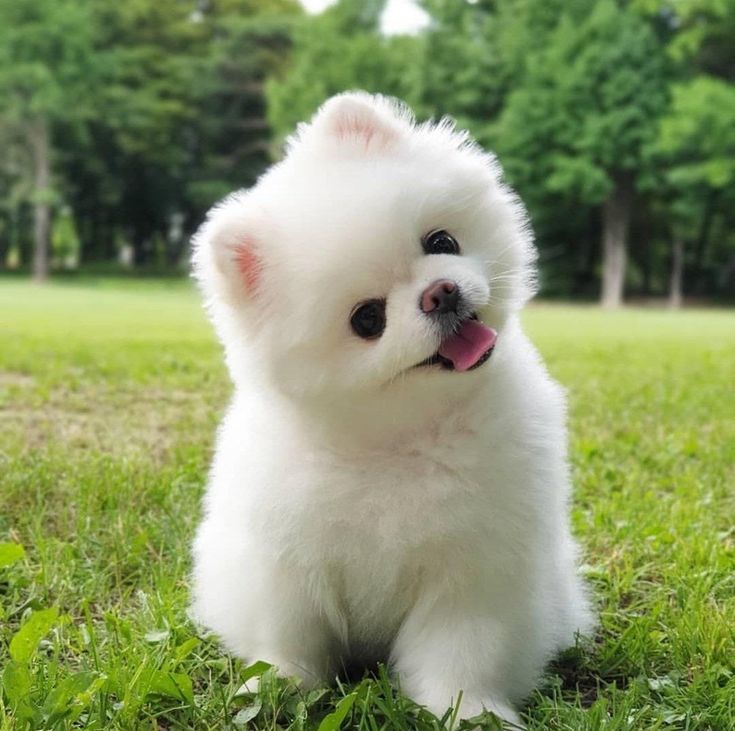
[[0, 381, 226, 460], [0, 371, 36, 389]]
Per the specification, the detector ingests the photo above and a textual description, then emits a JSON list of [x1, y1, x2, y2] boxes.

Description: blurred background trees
[[0, 0, 733, 304]]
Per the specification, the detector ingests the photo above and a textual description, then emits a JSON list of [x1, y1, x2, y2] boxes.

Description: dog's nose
[[420, 279, 460, 314]]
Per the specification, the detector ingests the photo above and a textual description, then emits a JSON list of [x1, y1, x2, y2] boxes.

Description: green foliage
[[0, 279, 734, 728], [51, 207, 80, 266], [266, 1, 419, 144], [316, 690, 358, 730], [405, 0, 503, 126], [186, 2, 298, 203], [497, 1, 668, 204], [0, 0, 97, 124], [0, 0, 99, 278], [0, 542, 25, 568], [658, 76, 735, 190], [0, 0, 303, 269], [0, 0, 734, 296], [9, 607, 61, 663], [414, 0, 587, 129], [652, 0, 735, 74], [72, 0, 302, 263]]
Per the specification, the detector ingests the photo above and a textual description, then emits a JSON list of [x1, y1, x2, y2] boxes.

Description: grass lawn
[[1, 278, 733, 730]]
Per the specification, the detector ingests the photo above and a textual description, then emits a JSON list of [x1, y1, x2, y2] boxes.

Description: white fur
[[191, 92, 593, 726]]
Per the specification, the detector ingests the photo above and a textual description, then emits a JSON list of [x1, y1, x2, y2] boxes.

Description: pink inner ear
[[336, 118, 376, 145], [334, 114, 396, 151], [232, 238, 261, 293]]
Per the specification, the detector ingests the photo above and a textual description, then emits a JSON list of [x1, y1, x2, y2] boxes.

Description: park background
[[1, 0, 734, 305], [1, 1, 734, 730]]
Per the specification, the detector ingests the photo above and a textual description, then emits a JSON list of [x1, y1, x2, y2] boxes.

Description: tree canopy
[[0, 0, 733, 303]]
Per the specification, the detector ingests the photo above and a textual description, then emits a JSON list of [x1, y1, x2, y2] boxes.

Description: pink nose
[[421, 279, 460, 314]]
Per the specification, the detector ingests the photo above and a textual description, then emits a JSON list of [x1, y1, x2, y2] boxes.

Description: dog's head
[[193, 92, 536, 402]]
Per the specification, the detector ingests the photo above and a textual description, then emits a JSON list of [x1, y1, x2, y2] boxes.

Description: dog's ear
[[192, 191, 265, 306], [307, 92, 410, 152]]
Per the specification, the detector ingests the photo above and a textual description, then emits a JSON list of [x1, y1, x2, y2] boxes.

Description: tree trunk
[[0, 213, 10, 267], [694, 189, 719, 294], [600, 176, 634, 308], [30, 118, 51, 282], [668, 238, 684, 309], [638, 207, 653, 295]]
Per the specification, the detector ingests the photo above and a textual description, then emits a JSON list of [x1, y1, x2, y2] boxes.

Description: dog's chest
[[295, 435, 482, 543], [266, 436, 484, 619]]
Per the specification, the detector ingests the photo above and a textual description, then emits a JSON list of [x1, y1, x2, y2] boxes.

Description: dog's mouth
[[415, 314, 497, 372]]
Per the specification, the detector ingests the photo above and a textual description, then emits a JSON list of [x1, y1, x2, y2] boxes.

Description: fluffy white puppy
[[191, 92, 593, 726]]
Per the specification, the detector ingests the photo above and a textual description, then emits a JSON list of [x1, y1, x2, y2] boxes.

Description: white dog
[[191, 92, 593, 726]]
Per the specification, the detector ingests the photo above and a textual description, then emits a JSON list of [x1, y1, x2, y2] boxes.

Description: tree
[[0, 0, 97, 281], [266, 0, 421, 143], [186, 0, 299, 212], [81, 0, 209, 266], [0, 120, 33, 267], [655, 77, 735, 304], [495, 1, 669, 307], [79, 0, 300, 266], [415, 0, 593, 130]]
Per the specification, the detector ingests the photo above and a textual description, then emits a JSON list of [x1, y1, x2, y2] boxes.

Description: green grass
[[1, 278, 733, 730]]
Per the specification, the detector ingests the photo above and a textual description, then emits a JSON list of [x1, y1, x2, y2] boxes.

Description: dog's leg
[[193, 529, 337, 689], [390, 598, 525, 728], [242, 626, 333, 692]]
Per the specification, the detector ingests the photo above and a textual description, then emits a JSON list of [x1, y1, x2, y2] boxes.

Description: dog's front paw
[[409, 686, 523, 729], [458, 699, 524, 730], [237, 656, 325, 695]]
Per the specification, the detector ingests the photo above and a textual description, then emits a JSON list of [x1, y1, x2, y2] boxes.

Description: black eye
[[350, 299, 386, 340], [423, 230, 460, 255]]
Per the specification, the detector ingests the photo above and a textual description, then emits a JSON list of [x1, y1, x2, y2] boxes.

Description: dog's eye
[[350, 299, 386, 340], [423, 230, 460, 256]]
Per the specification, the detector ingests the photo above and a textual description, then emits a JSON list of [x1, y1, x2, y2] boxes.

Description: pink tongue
[[438, 320, 497, 372]]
